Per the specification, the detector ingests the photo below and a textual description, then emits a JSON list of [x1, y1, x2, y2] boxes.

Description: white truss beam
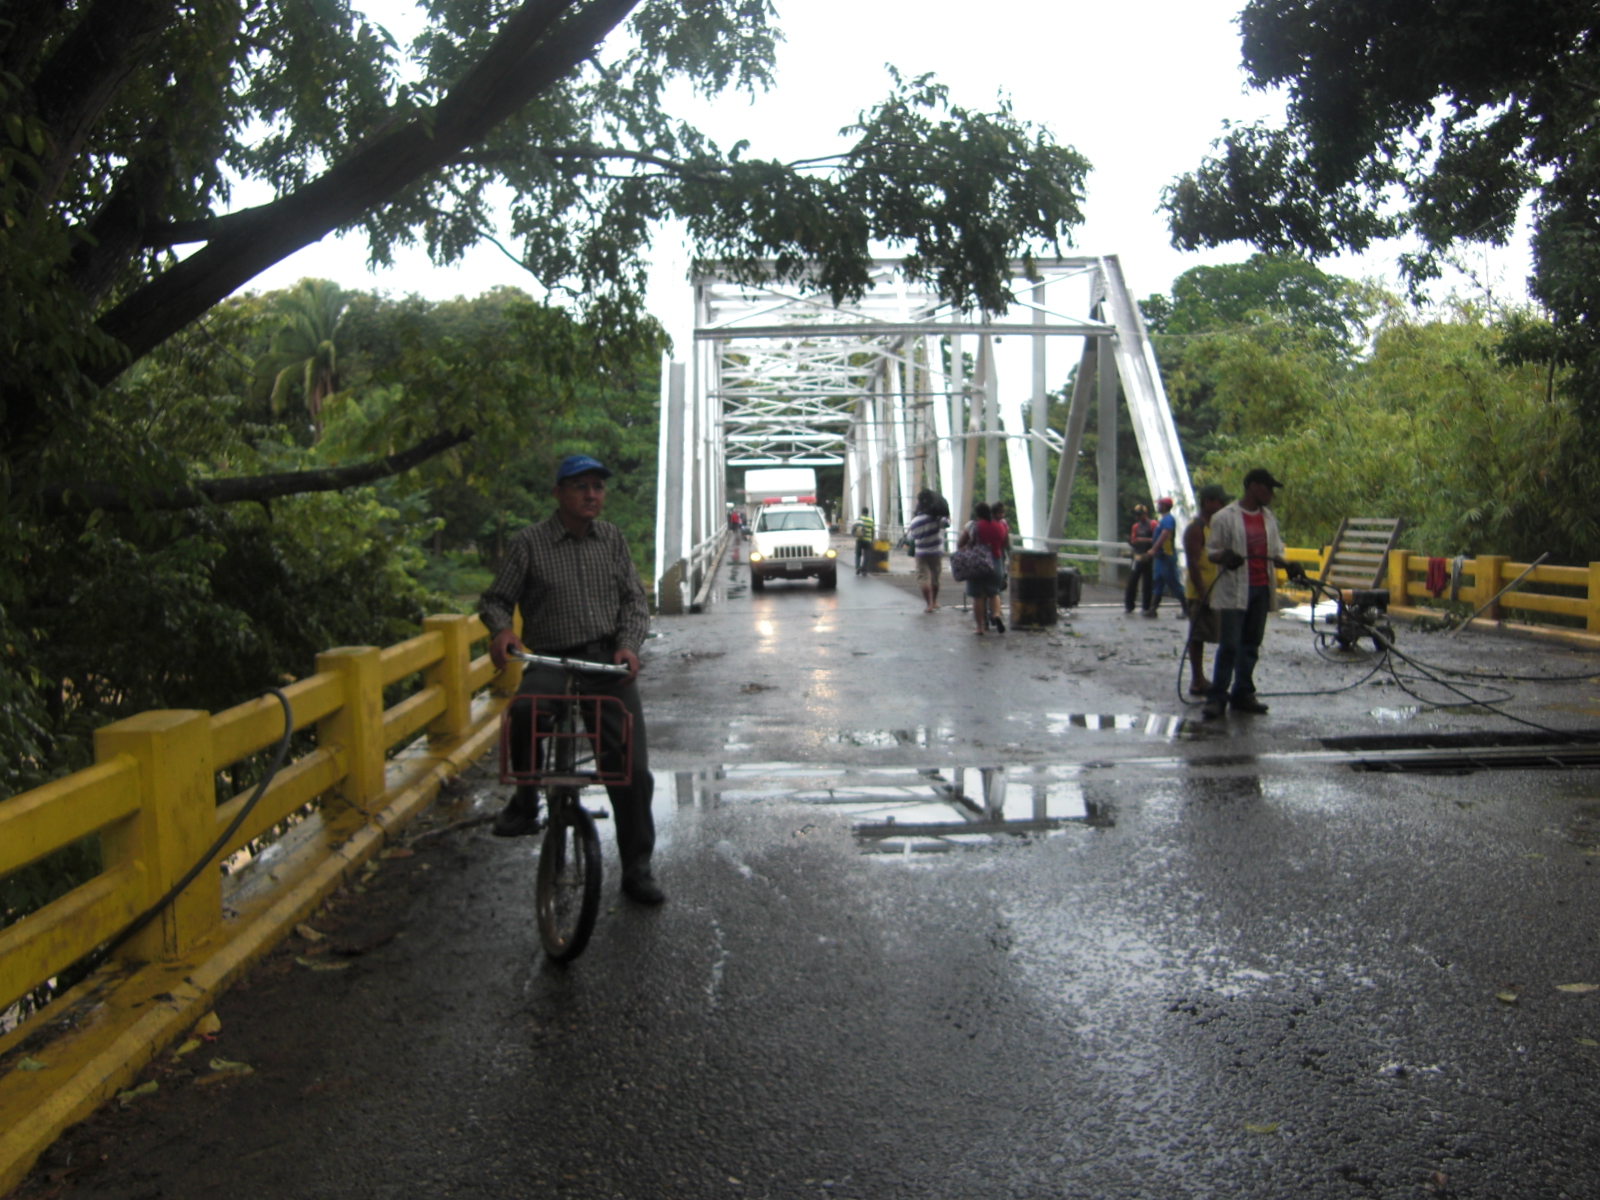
[[654, 258, 1194, 610]]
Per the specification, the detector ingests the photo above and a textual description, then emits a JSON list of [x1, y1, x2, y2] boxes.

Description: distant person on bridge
[[1183, 483, 1229, 696], [988, 500, 1013, 632], [959, 502, 1008, 635], [1202, 468, 1307, 720], [1124, 503, 1155, 615], [479, 454, 664, 906], [1143, 496, 1183, 618], [851, 507, 876, 575], [907, 489, 951, 612]]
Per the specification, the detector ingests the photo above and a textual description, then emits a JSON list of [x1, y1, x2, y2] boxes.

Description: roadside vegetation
[[1140, 256, 1596, 564]]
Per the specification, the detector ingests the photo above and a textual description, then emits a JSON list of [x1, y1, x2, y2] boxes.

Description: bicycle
[[498, 651, 634, 963]]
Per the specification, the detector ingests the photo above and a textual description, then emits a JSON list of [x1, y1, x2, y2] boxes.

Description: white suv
[[748, 503, 838, 590]]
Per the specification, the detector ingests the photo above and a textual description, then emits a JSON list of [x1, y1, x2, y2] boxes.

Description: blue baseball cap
[[555, 454, 613, 483]]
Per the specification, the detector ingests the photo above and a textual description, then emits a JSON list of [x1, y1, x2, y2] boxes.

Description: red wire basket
[[497, 695, 634, 786]]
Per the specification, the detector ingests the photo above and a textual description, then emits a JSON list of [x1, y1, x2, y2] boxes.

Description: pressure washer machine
[[1313, 582, 1395, 652]]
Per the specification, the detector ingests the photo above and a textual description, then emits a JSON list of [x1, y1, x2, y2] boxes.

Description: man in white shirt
[[1202, 468, 1307, 719]]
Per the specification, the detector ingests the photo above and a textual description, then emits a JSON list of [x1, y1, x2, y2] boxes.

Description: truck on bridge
[[741, 467, 817, 506]]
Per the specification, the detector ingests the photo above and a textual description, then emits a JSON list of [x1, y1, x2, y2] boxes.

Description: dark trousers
[[1208, 585, 1271, 704], [855, 538, 872, 572], [1124, 556, 1153, 612], [508, 660, 655, 878]]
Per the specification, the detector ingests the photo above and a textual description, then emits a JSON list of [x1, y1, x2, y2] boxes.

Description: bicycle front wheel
[[535, 791, 602, 962]]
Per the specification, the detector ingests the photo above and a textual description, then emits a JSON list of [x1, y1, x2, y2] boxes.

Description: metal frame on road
[[654, 257, 1193, 610]]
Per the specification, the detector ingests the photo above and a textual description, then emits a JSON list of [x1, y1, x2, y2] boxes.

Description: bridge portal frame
[[654, 256, 1193, 611]]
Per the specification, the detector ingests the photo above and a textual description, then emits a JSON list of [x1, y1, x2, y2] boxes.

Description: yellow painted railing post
[[1387, 550, 1409, 603], [94, 712, 218, 961], [1589, 563, 1600, 634], [315, 646, 385, 812], [1472, 555, 1509, 621], [423, 614, 472, 739], [493, 609, 524, 695]]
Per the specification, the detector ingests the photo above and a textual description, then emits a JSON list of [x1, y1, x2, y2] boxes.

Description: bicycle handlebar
[[509, 649, 631, 676]]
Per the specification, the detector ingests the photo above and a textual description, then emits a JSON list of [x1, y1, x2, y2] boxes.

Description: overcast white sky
[[239, 0, 1533, 317]]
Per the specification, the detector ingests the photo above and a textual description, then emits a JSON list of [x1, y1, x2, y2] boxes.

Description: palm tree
[[261, 279, 346, 439]]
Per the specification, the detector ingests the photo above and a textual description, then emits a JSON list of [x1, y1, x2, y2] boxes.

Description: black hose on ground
[[1171, 572, 1589, 737]]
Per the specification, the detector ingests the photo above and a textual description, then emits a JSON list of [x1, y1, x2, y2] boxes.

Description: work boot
[[621, 870, 667, 906], [1230, 697, 1270, 715], [491, 786, 543, 837]]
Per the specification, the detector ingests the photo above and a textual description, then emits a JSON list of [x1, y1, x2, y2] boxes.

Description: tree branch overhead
[[28, 428, 476, 516]]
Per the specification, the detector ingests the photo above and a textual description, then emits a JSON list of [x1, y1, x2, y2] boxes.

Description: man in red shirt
[[1201, 468, 1306, 719]]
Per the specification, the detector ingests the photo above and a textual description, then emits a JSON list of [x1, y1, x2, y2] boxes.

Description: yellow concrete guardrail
[[1275, 547, 1600, 642], [0, 611, 524, 1192]]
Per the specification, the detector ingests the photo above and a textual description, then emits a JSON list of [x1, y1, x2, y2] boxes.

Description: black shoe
[[492, 790, 543, 837], [994, 616, 1006, 633], [1201, 700, 1227, 719], [1230, 697, 1270, 715], [622, 873, 666, 905]]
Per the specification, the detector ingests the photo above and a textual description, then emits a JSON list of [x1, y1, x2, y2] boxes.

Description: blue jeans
[[1208, 585, 1271, 704], [1151, 555, 1182, 607]]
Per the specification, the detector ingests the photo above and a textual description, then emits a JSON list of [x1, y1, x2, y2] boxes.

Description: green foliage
[[259, 280, 349, 439], [1197, 304, 1600, 563], [1144, 255, 1377, 461], [1159, 255, 1378, 357], [677, 71, 1091, 314], [1162, 1, 1600, 420], [412, 551, 495, 601], [0, 279, 665, 813], [3, 0, 1093, 485], [9, 480, 448, 790], [314, 286, 664, 576]]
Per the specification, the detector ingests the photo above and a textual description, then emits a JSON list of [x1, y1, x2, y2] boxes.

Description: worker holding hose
[[1202, 468, 1306, 719]]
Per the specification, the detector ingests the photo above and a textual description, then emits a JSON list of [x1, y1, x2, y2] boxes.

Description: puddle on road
[[824, 726, 958, 749], [1042, 712, 1203, 740], [1370, 706, 1421, 723], [724, 715, 1205, 755], [673, 762, 1112, 855]]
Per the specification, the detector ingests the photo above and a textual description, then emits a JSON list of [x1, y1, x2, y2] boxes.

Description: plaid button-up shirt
[[479, 514, 650, 654]]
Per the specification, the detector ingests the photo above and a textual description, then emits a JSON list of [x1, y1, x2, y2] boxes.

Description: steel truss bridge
[[653, 257, 1192, 610]]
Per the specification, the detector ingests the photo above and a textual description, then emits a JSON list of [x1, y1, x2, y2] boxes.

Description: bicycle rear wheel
[[535, 790, 602, 962]]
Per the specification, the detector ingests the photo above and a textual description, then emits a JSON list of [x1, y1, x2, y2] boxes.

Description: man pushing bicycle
[[479, 454, 664, 906]]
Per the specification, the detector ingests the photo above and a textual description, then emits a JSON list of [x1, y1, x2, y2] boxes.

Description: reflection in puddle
[[1043, 712, 1200, 740], [672, 762, 1113, 855], [824, 727, 958, 749]]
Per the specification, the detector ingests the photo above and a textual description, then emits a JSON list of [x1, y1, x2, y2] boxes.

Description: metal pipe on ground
[[1451, 552, 1551, 638]]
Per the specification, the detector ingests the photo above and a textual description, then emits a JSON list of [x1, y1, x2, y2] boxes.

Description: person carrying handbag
[[956, 502, 1008, 635]]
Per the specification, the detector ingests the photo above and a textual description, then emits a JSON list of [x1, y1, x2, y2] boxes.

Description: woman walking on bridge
[[959, 502, 1008, 635]]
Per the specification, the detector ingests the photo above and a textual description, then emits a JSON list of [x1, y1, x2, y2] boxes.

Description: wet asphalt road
[[22, 546, 1600, 1200]]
